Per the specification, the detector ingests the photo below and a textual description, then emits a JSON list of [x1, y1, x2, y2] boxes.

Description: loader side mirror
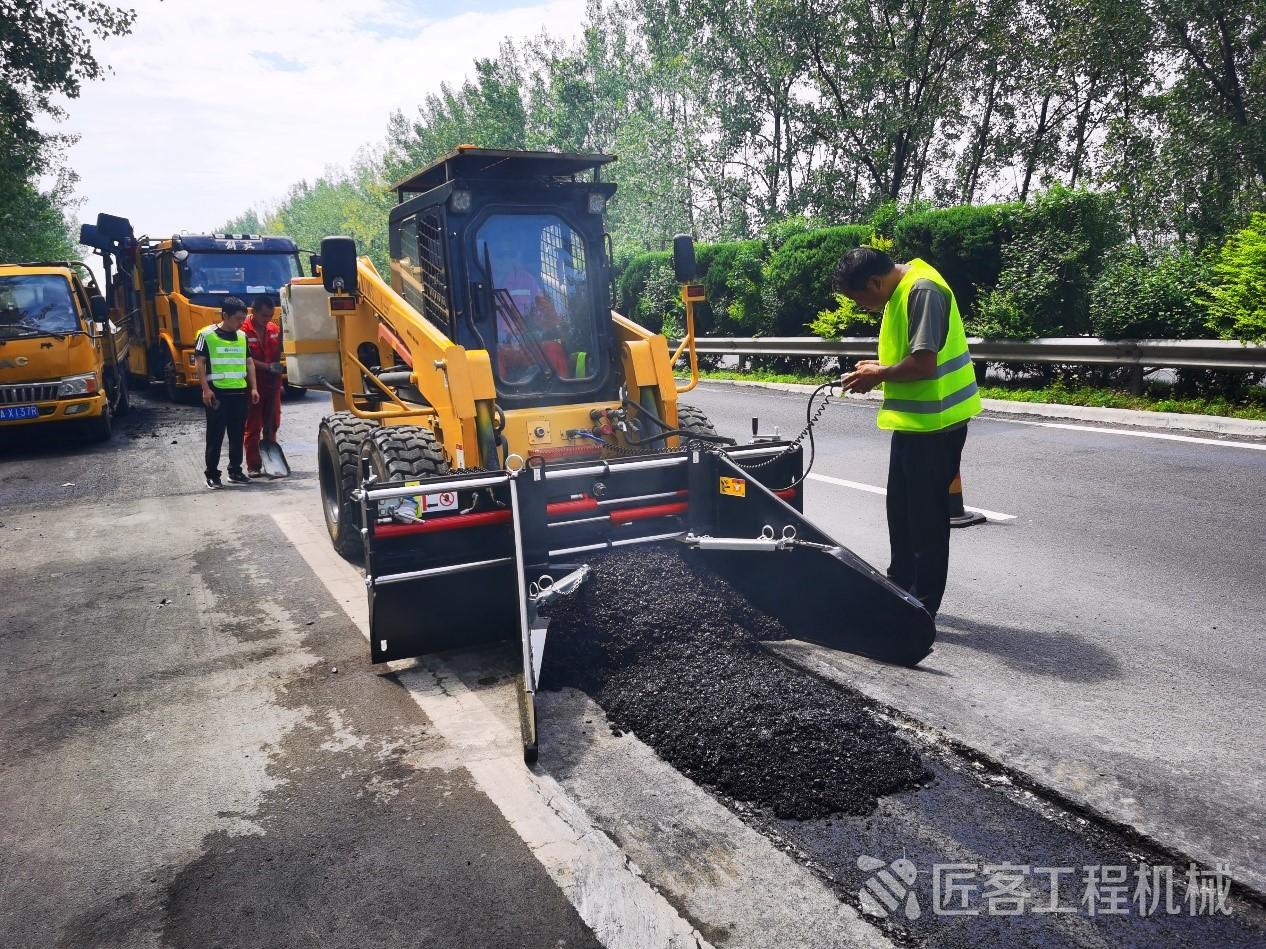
[[321, 236, 358, 295], [672, 234, 697, 283], [309, 254, 322, 277], [90, 296, 109, 322]]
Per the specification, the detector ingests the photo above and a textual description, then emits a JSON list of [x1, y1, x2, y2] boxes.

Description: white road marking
[[981, 415, 1266, 451], [272, 511, 711, 949], [807, 472, 1018, 522]]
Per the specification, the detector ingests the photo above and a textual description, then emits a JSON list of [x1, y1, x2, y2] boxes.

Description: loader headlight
[[57, 373, 98, 397], [449, 189, 472, 214], [587, 192, 606, 215]]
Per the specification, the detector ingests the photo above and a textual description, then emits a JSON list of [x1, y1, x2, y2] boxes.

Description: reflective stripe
[[882, 379, 980, 414], [932, 350, 973, 378], [200, 328, 248, 389]]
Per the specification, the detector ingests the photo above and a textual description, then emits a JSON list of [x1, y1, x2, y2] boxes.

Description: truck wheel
[[360, 425, 450, 484], [87, 403, 113, 443], [317, 412, 377, 560], [161, 352, 179, 403], [676, 403, 719, 440], [112, 372, 130, 418]]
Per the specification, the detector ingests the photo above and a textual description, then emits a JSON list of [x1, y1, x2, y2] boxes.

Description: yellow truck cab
[[0, 262, 130, 441], [129, 232, 302, 399]]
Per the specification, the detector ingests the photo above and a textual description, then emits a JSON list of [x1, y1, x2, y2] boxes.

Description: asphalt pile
[[540, 545, 930, 819]]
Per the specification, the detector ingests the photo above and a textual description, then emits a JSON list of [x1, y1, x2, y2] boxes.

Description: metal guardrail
[[687, 337, 1266, 372]]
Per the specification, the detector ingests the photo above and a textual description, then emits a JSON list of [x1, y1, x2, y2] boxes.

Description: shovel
[[259, 392, 289, 478]]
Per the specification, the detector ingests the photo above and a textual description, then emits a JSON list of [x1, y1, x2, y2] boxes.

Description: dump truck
[[80, 213, 303, 400], [0, 260, 130, 441], [289, 147, 934, 761]]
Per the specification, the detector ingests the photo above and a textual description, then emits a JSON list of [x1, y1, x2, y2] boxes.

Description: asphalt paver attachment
[[358, 441, 934, 762]]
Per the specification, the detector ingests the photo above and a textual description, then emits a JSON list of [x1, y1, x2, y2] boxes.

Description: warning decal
[[422, 490, 459, 512], [719, 476, 746, 498]]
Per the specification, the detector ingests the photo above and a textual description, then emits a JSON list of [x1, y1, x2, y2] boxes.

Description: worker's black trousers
[[885, 424, 968, 618], [204, 394, 249, 479]]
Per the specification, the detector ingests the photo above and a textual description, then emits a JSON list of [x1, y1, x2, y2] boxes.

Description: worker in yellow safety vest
[[836, 247, 981, 618], [195, 296, 260, 489]]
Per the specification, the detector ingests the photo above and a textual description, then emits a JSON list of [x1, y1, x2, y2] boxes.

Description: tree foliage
[[0, 0, 135, 261], [1204, 213, 1266, 342]]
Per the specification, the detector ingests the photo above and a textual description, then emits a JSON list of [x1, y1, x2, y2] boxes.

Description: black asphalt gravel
[[541, 545, 930, 818]]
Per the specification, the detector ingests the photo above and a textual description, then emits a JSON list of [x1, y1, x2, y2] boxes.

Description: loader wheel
[[675, 403, 719, 442], [360, 425, 451, 531], [317, 412, 377, 560], [360, 425, 450, 485]]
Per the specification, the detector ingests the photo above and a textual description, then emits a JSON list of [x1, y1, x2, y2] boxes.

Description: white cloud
[[59, 0, 585, 239]]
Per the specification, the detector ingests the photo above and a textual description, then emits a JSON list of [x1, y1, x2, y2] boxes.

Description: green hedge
[[1089, 245, 1211, 339], [892, 202, 1018, 322], [975, 188, 1124, 338], [763, 225, 872, 335]]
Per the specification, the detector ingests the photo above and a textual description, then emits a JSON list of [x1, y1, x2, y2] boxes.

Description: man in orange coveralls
[[243, 295, 284, 477]]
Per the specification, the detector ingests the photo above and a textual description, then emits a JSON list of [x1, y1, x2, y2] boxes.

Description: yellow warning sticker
[[719, 476, 746, 498]]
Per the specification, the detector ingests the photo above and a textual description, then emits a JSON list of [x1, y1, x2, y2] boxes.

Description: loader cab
[[388, 148, 618, 407]]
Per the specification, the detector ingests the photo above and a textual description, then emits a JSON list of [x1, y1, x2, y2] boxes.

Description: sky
[[58, 0, 586, 242]]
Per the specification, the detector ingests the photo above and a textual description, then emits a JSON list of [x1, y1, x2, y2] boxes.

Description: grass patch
[[977, 384, 1266, 420], [698, 367, 833, 386], [695, 369, 1266, 420]]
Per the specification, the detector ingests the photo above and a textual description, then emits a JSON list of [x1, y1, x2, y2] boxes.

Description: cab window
[[475, 213, 597, 390], [0, 275, 82, 336]]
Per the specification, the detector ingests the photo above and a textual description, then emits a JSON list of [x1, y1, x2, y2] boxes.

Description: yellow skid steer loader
[[286, 148, 934, 761]]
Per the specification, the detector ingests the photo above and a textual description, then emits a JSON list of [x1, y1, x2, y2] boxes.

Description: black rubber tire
[[359, 424, 450, 485], [676, 403, 719, 439], [86, 402, 113, 443], [317, 412, 378, 560], [111, 370, 130, 418], [161, 351, 179, 403]]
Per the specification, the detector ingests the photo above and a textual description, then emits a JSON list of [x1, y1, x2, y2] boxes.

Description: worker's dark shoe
[[247, 468, 262, 478], [205, 475, 222, 489], [227, 471, 251, 485]]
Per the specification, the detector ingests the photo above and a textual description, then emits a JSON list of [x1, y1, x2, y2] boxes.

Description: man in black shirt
[[195, 297, 260, 488]]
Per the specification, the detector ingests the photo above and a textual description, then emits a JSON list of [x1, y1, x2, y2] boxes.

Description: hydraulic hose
[[621, 397, 736, 447]]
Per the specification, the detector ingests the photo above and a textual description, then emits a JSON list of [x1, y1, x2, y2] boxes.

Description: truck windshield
[[0, 275, 81, 337], [476, 213, 598, 390], [181, 253, 300, 296]]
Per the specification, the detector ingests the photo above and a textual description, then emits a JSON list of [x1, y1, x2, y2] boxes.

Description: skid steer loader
[[294, 147, 934, 761]]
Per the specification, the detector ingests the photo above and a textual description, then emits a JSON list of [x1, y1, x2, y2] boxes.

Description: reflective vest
[[200, 327, 248, 389], [876, 259, 981, 432]]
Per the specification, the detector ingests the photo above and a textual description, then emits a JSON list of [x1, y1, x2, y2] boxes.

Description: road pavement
[[1, 384, 1263, 948], [688, 380, 1266, 893]]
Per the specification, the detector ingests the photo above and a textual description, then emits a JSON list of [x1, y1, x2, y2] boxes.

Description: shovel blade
[[260, 439, 290, 478]]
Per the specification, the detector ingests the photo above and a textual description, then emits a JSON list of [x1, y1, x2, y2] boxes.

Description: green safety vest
[[200, 327, 248, 389], [876, 259, 982, 432]]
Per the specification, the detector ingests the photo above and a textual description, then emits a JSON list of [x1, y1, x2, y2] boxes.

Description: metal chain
[[730, 384, 838, 471]]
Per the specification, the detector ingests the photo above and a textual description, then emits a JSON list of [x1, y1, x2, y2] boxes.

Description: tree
[[0, 0, 135, 260]]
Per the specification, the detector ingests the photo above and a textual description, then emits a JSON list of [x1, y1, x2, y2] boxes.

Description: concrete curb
[[691, 377, 1266, 439]]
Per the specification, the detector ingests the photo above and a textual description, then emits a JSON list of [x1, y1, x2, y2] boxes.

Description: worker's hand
[[839, 361, 887, 394], [250, 388, 261, 405], [201, 388, 215, 408], [269, 362, 284, 375]]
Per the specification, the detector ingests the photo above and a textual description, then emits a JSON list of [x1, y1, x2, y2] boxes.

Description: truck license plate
[[0, 405, 39, 421]]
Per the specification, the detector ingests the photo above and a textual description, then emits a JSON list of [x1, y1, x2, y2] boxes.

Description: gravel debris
[[542, 545, 930, 818]]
